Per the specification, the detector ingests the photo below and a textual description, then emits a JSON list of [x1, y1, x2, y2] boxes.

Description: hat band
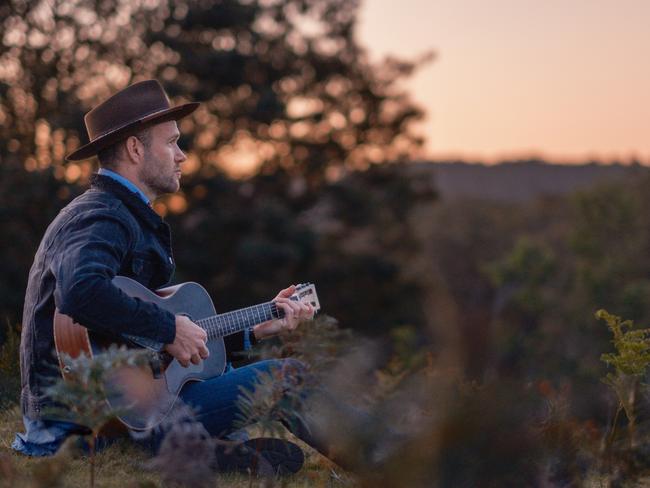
[[91, 106, 173, 141]]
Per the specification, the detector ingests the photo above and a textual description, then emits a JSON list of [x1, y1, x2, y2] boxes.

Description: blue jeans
[[141, 358, 314, 452]]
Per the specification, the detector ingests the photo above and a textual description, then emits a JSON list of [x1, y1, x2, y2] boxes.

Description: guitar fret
[[217, 315, 224, 337], [231, 310, 238, 332], [194, 293, 311, 340], [245, 307, 251, 328], [225, 312, 231, 334], [254, 305, 261, 325]]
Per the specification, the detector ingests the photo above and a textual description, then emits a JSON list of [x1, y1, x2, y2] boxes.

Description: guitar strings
[[196, 302, 283, 339], [194, 285, 317, 340]]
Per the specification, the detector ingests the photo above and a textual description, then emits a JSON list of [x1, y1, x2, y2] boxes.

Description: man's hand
[[253, 285, 314, 340], [165, 315, 209, 367]]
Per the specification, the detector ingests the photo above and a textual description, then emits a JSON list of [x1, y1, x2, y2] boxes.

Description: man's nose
[[176, 147, 187, 164]]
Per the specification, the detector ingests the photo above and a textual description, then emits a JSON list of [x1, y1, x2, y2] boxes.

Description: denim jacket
[[16, 173, 255, 456], [19, 173, 181, 420]]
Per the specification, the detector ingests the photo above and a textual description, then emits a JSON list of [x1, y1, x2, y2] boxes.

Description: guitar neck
[[196, 302, 284, 339]]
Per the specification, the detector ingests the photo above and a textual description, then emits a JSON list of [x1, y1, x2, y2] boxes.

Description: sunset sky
[[357, 0, 650, 163]]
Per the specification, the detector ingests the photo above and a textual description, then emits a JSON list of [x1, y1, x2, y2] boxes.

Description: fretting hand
[[253, 285, 314, 340]]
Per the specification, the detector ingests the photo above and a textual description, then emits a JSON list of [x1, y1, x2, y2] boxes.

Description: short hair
[[97, 127, 153, 168]]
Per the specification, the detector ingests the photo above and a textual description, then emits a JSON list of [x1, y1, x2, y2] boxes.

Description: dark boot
[[215, 437, 305, 476]]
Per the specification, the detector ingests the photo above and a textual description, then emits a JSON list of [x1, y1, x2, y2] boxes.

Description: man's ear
[[124, 135, 145, 164]]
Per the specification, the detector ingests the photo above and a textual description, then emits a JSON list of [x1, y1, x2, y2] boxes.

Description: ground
[[0, 405, 350, 488]]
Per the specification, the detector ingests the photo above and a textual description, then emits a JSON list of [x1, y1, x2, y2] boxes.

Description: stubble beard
[[139, 153, 179, 199]]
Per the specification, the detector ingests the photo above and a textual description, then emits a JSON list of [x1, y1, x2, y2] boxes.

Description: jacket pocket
[[130, 251, 156, 286]]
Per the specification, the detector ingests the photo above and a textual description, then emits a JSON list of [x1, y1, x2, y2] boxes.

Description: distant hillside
[[410, 160, 649, 202]]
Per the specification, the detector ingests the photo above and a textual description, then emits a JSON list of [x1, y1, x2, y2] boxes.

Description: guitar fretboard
[[196, 302, 284, 339]]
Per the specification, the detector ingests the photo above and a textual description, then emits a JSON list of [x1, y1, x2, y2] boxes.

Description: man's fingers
[[274, 293, 315, 332], [276, 300, 293, 318], [281, 286, 294, 297], [298, 302, 311, 319], [274, 285, 296, 300], [275, 301, 297, 329], [279, 296, 301, 314], [276, 297, 314, 322], [199, 344, 210, 359], [190, 354, 201, 365]]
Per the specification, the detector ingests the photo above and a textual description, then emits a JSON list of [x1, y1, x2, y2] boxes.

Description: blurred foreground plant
[[233, 310, 618, 485], [45, 345, 150, 488], [248, 315, 353, 373], [236, 314, 440, 476], [235, 314, 355, 432], [144, 403, 217, 488], [598, 309, 650, 450], [235, 363, 308, 442]]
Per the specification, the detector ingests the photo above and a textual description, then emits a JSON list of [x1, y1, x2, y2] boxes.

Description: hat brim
[[65, 102, 200, 161]]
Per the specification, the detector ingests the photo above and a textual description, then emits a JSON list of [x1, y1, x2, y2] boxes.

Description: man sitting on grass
[[14, 80, 315, 475]]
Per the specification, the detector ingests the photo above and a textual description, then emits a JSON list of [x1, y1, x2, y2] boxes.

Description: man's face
[[137, 120, 186, 198]]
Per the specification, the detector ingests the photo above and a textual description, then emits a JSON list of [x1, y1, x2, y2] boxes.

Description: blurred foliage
[[598, 309, 650, 450], [0, 165, 83, 325], [235, 314, 352, 440], [46, 346, 150, 430], [485, 237, 557, 377], [166, 162, 433, 335], [245, 314, 353, 372], [599, 309, 650, 380], [0, 322, 20, 408], [45, 346, 151, 487], [235, 364, 307, 441], [0, 0, 429, 180], [144, 404, 217, 488], [422, 174, 650, 384]]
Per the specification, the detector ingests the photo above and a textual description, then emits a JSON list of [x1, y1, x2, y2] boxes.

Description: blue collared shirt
[[98, 168, 151, 205]]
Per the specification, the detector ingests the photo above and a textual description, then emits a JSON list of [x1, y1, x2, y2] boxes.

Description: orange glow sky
[[357, 0, 650, 163]]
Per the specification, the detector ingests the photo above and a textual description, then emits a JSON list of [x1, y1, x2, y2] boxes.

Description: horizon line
[[420, 150, 650, 166]]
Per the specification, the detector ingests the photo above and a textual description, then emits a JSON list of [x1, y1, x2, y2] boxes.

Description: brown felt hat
[[65, 79, 200, 161]]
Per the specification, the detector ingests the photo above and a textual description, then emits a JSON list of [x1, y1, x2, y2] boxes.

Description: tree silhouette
[[0, 0, 429, 185]]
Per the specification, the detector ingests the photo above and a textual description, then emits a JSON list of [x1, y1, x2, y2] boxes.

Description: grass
[[0, 403, 350, 488]]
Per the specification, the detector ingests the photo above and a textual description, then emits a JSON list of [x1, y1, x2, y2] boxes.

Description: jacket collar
[[90, 173, 165, 230]]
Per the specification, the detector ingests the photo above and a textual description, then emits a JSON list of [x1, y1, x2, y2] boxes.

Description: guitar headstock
[[290, 283, 321, 314]]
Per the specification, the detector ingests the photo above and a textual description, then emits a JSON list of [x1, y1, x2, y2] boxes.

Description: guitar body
[[54, 276, 228, 431]]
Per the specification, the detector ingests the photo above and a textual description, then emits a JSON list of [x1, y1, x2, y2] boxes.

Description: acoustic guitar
[[53, 276, 320, 430]]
